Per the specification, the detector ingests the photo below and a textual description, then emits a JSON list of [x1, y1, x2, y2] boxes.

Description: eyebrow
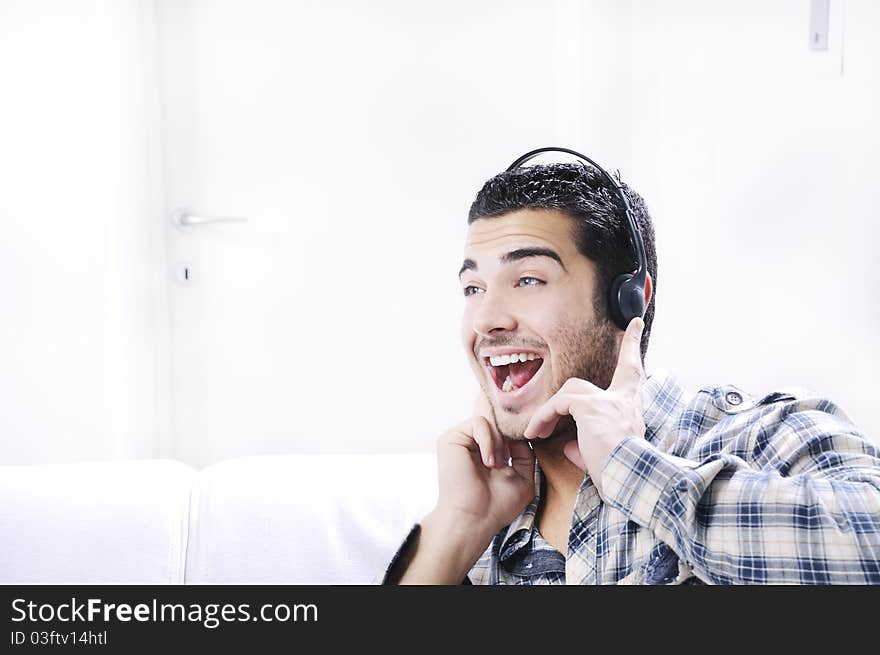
[[458, 247, 567, 277]]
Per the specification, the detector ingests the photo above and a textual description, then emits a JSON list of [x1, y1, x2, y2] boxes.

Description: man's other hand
[[433, 392, 536, 540], [523, 317, 647, 497]]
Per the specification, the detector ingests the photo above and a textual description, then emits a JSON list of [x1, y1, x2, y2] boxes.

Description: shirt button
[[726, 391, 743, 406]]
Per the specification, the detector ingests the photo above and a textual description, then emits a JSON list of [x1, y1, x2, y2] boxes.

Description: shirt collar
[[495, 369, 687, 562], [498, 457, 543, 561]]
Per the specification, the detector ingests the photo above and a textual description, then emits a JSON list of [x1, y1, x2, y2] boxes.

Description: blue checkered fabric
[[384, 370, 880, 584], [468, 373, 880, 584]]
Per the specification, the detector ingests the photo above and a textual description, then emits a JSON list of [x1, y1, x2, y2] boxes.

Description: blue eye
[[517, 277, 544, 287]]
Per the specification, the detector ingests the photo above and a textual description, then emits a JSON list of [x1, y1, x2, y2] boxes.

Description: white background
[[1, 0, 877, 467]]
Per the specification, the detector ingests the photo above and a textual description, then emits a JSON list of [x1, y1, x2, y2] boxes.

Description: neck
[[531, 424, 585, 509]]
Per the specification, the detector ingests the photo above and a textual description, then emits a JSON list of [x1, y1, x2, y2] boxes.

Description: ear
[[644, 273, 653, 307]]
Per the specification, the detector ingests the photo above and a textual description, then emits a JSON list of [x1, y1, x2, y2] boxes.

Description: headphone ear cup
[[609, 274, 646, 330]]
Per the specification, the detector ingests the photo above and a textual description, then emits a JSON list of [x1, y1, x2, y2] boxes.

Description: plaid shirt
[[385, 370, 880, 584]]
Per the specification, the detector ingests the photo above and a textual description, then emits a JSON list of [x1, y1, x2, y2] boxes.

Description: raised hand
[[396, 392, 537, 583], [435, 391, 536, 535], [523, 317, 647, 497]]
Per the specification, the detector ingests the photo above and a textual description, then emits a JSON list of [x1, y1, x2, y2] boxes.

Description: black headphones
[[506, 146, 648, 331]]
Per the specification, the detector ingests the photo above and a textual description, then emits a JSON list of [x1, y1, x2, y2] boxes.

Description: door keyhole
[[175, 263, 195, 286]]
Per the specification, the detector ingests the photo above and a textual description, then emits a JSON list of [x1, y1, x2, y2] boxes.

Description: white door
[[157, 0, 614, 467]]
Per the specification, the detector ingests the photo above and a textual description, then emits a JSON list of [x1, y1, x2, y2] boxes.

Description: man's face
[[460, 209, 619, 440]]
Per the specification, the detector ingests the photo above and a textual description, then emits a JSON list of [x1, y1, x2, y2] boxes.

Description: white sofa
[[0, 454, 436, 584]]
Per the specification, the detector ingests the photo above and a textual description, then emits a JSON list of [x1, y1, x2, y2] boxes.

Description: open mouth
[[485, 352, 545, 393]]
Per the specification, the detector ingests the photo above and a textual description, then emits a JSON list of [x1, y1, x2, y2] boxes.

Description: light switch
[[809, 0, 830, 51]]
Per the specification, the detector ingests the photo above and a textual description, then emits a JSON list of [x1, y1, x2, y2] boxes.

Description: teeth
[[501, 375, 514, 392], [489, 352, 539, 366]]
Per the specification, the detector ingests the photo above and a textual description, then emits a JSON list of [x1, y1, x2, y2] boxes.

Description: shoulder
[[693, 378, 853, 423], [693, 380, 879, 469], [646, 370, 877, 466]]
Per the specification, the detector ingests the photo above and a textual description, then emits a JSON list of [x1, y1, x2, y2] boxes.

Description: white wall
[[153, 0, 876, 461], [2, 1, 875, 466], [0, 0, 171, 464], [628, 0, 879, 441]]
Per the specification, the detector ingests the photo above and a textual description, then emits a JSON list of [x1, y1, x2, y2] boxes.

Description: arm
[[383, 394, 536, 585], [382, 512, 492, 585], [601, 405, 880, 584]]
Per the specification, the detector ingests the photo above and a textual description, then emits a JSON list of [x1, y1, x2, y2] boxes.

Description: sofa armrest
[[0, 459, 194, 583]]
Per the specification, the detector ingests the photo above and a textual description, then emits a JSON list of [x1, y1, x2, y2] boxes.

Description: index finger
[[473, 389, 509, 465], [609, 317, 645, 391]]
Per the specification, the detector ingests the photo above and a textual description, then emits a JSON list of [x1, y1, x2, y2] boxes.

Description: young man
[[383, 159, 880, 584]]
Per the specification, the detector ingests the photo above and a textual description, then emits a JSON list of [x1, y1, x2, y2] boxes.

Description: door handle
[[172, 208, 249, 229]]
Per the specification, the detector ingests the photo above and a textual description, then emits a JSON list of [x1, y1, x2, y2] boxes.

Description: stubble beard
[[489, 315, 619, 442]]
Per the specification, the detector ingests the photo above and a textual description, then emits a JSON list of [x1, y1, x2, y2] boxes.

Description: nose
[[472, 290, 517, 337]]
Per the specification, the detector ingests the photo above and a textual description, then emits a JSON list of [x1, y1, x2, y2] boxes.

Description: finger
[[479, 415, 508, 469], [563, 440, 586, 471], [557, 376, 599, 395], [522, 378, 597, 440], [523, 393, 578, 440], [471, 416, 497, 467], [473, 391, 506, 467], [610, 317, 645, 391], [501, 437, 511, 467], [507, 439, 536, 481]]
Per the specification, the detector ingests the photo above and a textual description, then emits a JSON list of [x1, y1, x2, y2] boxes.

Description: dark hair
[[467, 162, 657, 361]]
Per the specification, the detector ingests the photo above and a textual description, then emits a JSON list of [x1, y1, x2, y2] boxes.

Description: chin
[[492, 408, 532, 441], [496, 425, 530, 441]]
